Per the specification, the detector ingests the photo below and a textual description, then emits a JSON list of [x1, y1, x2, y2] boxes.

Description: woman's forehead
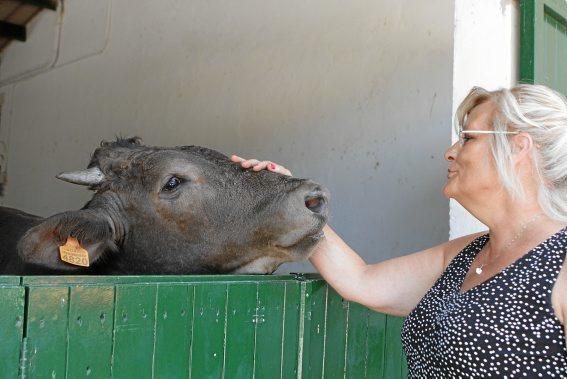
[[464, 101, 496, 131]]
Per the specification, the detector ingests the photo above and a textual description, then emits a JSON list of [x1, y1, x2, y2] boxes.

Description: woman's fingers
[[231, 154, 292, 176], [270, 164, 292, 176], [252, 161, 272, 171], [230, 155, 245, 163], [241, 159, 260, 168]]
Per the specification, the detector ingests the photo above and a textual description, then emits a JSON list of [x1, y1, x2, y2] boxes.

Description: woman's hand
[[230, 155, 293, 176]]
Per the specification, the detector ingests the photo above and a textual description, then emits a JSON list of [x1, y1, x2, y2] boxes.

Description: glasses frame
[[457, 130, 520, 146]]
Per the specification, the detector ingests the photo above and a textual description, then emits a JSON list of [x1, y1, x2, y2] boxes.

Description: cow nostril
[[305, 194, 326, 214]]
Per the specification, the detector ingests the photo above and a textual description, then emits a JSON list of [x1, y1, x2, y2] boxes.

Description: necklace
[[475, 213, 544, 275]]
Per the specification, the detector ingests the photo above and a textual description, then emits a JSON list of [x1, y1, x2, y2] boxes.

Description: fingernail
[[269, 163, 276, 170]]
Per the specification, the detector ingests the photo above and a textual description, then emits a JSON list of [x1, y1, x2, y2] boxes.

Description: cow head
[[18, 138, 329, 274]]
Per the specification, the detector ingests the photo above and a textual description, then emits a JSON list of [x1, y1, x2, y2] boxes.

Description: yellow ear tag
[[59, 237, 90, 267]]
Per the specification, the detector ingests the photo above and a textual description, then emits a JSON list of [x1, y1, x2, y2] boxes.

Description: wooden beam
[[20, 0, 57, 11], [0, 21, 26, 41]]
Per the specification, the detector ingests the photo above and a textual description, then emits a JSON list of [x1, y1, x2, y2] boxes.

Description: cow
[[0, 137, 329, 275]]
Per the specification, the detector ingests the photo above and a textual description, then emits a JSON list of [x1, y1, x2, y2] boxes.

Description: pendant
[[475, 267, 483, 275]]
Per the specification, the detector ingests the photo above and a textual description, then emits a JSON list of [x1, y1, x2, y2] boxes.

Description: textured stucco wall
[[0, 0, 454, 272]]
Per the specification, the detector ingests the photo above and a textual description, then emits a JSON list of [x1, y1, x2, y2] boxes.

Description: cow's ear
[[17, 210, 116, 271]]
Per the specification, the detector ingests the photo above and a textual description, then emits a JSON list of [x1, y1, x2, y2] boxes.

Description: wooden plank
[[281, 282, 301, 378], [0, 286, 25, 378], [383, 316, 405, 378], [224, 283, 257, 378], [0, 276, 20, 284], [520, 0, 567, 96], [21, 0, 58, 10], [190, 283, 227, 378], [543, 10, 556, 85], [153, 284, 192, 378], [302, 281, 327, 378], [0, 21, 26, 41], [66, 286, 115, 378], [559, 14, 567, 93], [5, 4, 41, 25], [0, 1, 20, 19], [21, 274, 305, 286], [322, 288, 348, 378], [111, 284, 157, 378], [543, 2, 567, 94], [255, 282, 286, 378], [520, 0, 537, 83], [25, 286, 70, 378], [365, 311, 387, 379], [345, 303, 369, 379]]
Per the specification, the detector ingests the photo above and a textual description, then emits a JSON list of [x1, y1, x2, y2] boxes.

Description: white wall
[[450, 0, 519, 239], [0, 1, 454, 271]]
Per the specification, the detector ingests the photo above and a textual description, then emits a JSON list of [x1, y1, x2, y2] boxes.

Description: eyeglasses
[[457, 130, 519, 146]]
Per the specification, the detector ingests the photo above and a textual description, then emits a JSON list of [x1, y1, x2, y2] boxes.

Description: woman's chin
[[442, 183, 454, 199]]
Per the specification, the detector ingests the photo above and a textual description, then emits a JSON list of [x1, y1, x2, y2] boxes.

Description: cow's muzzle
[[304, 190, 327, 214]]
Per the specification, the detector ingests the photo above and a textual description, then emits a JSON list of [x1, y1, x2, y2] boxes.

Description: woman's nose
[[444, 141, 459, 162]]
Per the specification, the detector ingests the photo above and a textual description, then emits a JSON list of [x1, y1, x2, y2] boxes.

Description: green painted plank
[[25, 286, 70, 379], [21, 274, 317, 286], [111, 284, 157, 378], [281, 282, 301, 379], [365, 311, 387, 379], [401, 354, 408, 378], [345, 303, 369, 379], [383, 316, 405, 379], [255, 282, 286, 378], [190, 283, 228, 379], [223, 283, 257, 379], [66, 286, 115, 378], [543, 10, 558, 86], [560, 16, 567, 93], [302, 281, 327, 378], [520, 0, 567, 96], [0, 276, 21, 284], [153, 284, 193, 378], [322, 288, 348, 379], [0, 286, 25, 378], [520, 0, 537, 83], [543, 4, 567, 94]]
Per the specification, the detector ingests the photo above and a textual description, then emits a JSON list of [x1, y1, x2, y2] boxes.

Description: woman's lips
[[447, 170, 457, 178]]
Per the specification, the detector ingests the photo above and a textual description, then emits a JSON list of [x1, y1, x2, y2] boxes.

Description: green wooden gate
[[520, 0, 567, 94], [0, 275, 406, 378]]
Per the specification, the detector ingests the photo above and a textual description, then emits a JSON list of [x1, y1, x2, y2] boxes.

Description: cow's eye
[[163, 177, 182, 191]]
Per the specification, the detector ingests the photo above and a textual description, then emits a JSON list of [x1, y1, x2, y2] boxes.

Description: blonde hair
[[455, 84, 567, 222]]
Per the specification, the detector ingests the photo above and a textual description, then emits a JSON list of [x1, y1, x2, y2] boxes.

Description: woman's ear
[[511, 132, 534, 164]]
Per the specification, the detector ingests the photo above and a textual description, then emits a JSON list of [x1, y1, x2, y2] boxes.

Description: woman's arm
[[552, 260, 567, 347], [311, 225, 480, 316]]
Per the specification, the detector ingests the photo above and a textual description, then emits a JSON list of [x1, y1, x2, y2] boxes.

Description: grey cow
[[0, 137, 329, 275]]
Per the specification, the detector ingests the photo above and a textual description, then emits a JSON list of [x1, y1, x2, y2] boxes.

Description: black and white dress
[[401, 227, 567, 378]]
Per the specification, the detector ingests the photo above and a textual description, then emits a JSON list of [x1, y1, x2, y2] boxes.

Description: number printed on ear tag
[[59, 237, 90, 267]]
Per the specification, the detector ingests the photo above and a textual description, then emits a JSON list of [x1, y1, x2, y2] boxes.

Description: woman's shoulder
[[441, 231, 488, 269], [552, 249, 567, 326]]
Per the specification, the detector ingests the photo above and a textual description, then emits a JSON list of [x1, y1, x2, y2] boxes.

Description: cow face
[[18, 138, 329, 274]]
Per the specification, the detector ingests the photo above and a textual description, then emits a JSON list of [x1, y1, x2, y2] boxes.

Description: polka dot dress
[[401, 227, 567, 378]]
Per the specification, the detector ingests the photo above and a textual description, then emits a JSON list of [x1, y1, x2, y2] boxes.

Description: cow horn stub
[[56, 167, 106, 186]]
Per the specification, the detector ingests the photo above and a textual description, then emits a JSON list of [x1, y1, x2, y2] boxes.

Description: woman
[[232, 84, 567, 376]]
